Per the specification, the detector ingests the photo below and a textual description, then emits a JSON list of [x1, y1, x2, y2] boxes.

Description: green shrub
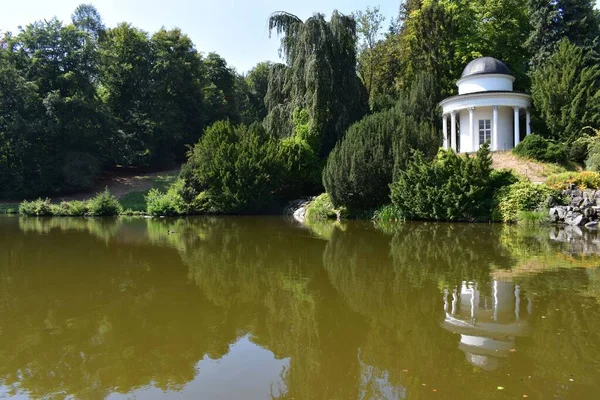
[[390, 144, 499, 221], [180, 121, 281, 214], [517, 210, 549, 225], [146, 179, 192, 216], [19, 198, 53, 216], [545, 171, 600, 190], [569, 136, 593, 164], [305, 193, 339, 222], [585, 141, 600, 171], [323, 103, 439, 211], [51, 200, 90, 216], [87, 188, 122, 216], [513, 134, 568, 164], [493, 181, 553, 223]]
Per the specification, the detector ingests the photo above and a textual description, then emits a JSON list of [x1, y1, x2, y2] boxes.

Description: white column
[[526, 109, 531, 136], [492, 106, 499, 151], [450, 111, 457, 152], [442, 114, 448, 149], [469, 107, 476, 152], [514, 106, 521, 147]]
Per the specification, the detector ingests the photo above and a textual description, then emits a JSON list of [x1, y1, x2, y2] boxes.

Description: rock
[[557, 207, 567, 220], [584, 207, 596, 218], [549, 208, 559, 223], [571, 196, 584, 207], [567, 212, 587, 226], [585, 221, 599, 230]]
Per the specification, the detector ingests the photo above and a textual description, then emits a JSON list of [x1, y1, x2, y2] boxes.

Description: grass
[[118, 172, 178, 211]]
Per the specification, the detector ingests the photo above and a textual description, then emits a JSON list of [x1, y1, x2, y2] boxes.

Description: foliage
[[146, 179, 192, 216], [305, 193, 339, 222], [265, 10, 368, 157], [353, 6, 386, 107], [390, 144, 499, 221], [51, 200, 90, 216], [513, 134, 569, 164], [531, 40, 600, 143], [372, 204, 402, 222], [87, 188, 122, 216], [526, 0, 600, 68], [493, 180, 553, 223], [19, 198, 53, 216], [323, 100, 439, 211], [545, 171, 600, 190], [180, 121, 280, 214], [585, 141, 600, 172]]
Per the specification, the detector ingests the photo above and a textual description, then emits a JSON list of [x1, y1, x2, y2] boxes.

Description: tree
[[202, 52, 239, 126], [179, 121, 281, 213], [265, 11, 368, 157], [323, 73, 441, 211], [353, 6, 385, 104], [99, 23, 155, 166], [526, 0, 600, 68], [71, 3, 105, 41], [150, 28, 206, 163], [4, 18, 114, 194], [531, 39, 600, 142]]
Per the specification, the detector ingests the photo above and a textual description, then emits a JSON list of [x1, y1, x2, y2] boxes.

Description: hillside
[[491, 151, 577, 183]]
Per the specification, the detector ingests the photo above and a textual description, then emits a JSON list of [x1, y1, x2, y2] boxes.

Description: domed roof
[[461, 57, 511, 78]]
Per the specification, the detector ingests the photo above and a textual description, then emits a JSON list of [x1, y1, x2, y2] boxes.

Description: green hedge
[[513, 134, 568, 164]]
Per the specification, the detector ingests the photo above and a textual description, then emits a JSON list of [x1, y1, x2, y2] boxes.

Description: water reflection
[[1, 216, 600, 399], [442, 280, 531, 371]]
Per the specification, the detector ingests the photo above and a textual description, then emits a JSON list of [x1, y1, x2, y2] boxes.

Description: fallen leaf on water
[[432, 389, 437, 392], [402, 369, 408, 373], [523, 395, 528, 398], [569, 378, 574, 382], [510, 349, 517, 352], [497, 386, 505, 390]]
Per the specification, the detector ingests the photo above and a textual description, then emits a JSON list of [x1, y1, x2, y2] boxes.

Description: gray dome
[[461, 57, 511, 78]]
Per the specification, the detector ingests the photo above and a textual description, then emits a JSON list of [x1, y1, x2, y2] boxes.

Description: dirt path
[[56, 168, 181, 201], [491, 151, 569, 183]]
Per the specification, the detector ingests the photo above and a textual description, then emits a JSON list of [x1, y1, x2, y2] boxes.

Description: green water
[[1, 216, 600, 399]]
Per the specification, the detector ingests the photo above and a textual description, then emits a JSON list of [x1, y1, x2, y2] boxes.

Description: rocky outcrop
[[549, 184, 600, 228], [284, 197, 315, 223]]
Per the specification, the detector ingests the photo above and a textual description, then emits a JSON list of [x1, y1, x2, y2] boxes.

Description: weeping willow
[[265, 11, 368, 157]]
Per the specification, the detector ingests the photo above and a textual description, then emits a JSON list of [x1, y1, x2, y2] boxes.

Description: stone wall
[[549, 184, 600, 228]]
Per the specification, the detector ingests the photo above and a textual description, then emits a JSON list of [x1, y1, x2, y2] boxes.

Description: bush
[[146, 179, 191, 216], [305, 193, 339, 222], [180, 121, 281, 214], [51, 200, 90, 216], [569, 136, 593, 164], [585, 141, 600, 171], [19, 198, 53, 216], [390, 144, 499, 221], [545, 171, 600, 190], [513, 134, 568, 164], [323, 104, 439, 211], [493, 180, 553, 223], [87, 188, 122, 216]]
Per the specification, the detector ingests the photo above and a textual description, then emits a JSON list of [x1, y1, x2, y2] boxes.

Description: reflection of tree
[[4, 216, 600, 398], [0, 219, 231, 399], [390, 223, 514, 287]]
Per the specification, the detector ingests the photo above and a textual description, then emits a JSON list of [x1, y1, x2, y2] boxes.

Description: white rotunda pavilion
[[439, 57, 532, 153]]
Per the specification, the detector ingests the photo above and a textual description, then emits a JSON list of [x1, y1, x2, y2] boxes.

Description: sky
[[1, 1, 599, 73], [0, 0, 401, 73]]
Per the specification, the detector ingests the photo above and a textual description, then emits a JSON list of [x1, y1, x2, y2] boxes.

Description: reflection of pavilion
[[442, 280, 531, 371]]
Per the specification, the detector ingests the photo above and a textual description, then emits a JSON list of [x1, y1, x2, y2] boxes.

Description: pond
[[1, 216, 600, 399]]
